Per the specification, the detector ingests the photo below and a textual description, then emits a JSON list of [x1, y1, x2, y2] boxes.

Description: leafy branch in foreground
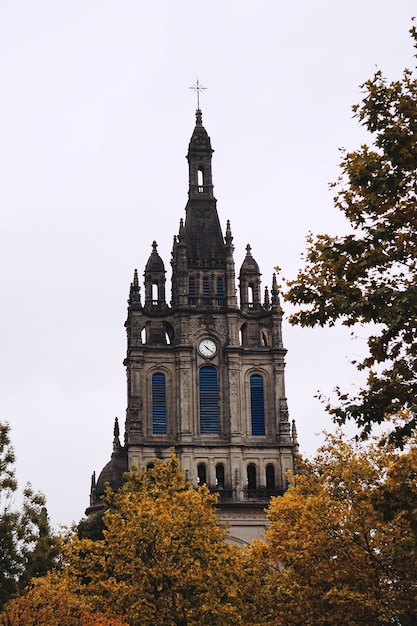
[[284, 23, 417, 445]]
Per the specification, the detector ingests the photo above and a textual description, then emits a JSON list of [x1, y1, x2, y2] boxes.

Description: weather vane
[[189, 78, 206, 109]]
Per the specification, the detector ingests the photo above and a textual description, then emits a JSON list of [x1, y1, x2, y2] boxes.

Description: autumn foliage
[[0, 572, 127, 626], [1, 440, 417, 625], [63, 456, 244, 626], [246, 427, 417, 625]]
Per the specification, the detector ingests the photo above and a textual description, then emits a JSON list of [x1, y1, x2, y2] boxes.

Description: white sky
[[1, 1, 415, 528]]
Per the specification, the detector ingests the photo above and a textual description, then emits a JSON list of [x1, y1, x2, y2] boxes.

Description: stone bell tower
[[88, 108, 298, 545]]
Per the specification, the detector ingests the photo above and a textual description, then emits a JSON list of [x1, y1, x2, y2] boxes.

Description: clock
[[198, 338, 217, 358]]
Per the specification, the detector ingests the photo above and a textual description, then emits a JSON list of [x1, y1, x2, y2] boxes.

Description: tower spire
[[182, 105, 225, 265]]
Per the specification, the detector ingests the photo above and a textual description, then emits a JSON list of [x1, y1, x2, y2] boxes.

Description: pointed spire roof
[[225, 219, 233, 246], [188, 109, 213, 155], [128, 268, 141, 309], [133, 268, 139, 288], [271, 272, 280, 306], [113, 417, 121, 451]]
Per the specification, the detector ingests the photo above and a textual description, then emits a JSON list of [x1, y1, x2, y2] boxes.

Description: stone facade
[[88, 109, 298, 545]]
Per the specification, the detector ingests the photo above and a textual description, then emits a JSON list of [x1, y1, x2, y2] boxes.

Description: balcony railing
[[207, 487, 283, 502], [243, 488, 283, 500], [209, 488, 234, 501], [188, 296, 225, 308]]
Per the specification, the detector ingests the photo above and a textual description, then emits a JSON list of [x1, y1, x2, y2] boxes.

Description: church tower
[[88, 108, 298, 545]]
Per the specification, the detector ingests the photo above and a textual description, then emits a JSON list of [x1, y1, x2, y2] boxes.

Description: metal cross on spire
[[189, 78, 206, 109]]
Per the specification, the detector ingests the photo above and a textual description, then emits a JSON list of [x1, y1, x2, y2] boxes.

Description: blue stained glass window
[[199, 366, 219, 434], [250, 374, 265, 435], [152, 373, 167, 434], [217, 277, 224, 296]]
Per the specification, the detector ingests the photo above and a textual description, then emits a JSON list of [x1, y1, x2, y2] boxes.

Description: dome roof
[[95, 460, 114, 497], [145, 241, 165, 272], [239, 244, 260, 275], [92, 448, 128, 504]]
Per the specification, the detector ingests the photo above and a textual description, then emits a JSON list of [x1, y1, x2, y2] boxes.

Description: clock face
[[198, 338, 217, 358]]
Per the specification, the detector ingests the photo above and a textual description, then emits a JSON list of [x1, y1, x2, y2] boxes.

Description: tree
[[0, 572, 128, 626], [0, 422, 21, 607], [64, 455, 245, 626], [247, 431, 417, 625], [0, 422, 58, 608], [284, 24, 417, 444]]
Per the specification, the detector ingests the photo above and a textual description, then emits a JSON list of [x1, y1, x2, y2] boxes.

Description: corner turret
[[144, 241, 167, 310], [239, 244, 262, 309]]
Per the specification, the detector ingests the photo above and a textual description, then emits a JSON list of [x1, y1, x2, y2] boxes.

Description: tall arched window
[[250, 374, 265, 435], [152, 373, 167, 434], [266, 464, 275, 490], [248, 284, 254, 306], [216, 464, 225, 489], [247, 464, 257, 490], [197, 463, 207, 485], [198, 167, 204, 191], [199, 366, 219, 434]]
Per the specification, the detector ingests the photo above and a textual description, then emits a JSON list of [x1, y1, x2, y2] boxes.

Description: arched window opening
[[247, 464, 257, 490], [266, 464, 275, 490], [216, 464, 225, 489], [250, 374, 265, 435], [164, 322, 174, 346], [248, 284, 254, 308], [239, 324, 246, 346], [152, 373, 167, 435], [188, 276, 196, 296], [203, 276, 210, 297], [198, 167, 204, 192], [199, 366, 219, 434], [141, 327, 147, 344], [197, 463, 207, 485], [152, 282, 158, 302]]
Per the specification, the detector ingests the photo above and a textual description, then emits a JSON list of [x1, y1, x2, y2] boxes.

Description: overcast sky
[[1, 1, 416, 528]]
